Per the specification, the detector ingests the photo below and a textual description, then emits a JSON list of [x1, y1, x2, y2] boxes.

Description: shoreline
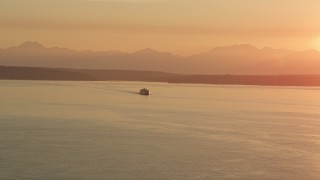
[[1, 66, 320, 87]]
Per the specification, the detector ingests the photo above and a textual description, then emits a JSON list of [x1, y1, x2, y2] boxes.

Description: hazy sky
[[1, 0, 320, 54]]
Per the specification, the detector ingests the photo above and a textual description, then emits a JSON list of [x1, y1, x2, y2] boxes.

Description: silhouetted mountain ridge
[[1, 42, 320, 75], [17, 41, 45, 49]]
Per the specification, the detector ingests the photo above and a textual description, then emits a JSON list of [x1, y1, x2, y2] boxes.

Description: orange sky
[[1, 0, 320, 55]]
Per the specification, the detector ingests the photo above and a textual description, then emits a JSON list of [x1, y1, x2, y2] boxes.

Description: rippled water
[[0, 80, 320, 179]]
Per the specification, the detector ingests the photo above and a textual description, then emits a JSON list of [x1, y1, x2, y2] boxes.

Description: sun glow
[[312, 36, 320, 51]]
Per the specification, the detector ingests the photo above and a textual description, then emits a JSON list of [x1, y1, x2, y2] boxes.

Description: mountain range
[[1, 41, 320, 75]]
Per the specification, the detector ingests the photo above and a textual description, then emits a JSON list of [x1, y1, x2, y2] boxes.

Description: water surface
[[0, 80, 320, 179]]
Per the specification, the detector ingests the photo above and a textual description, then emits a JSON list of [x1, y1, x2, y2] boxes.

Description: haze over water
[[1, 80, 320, 179]]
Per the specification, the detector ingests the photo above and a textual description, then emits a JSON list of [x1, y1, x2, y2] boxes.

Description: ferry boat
[[139, 88, 150, 95]]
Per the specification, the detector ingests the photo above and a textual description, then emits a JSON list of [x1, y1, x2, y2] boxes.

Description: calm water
[[0, 80, 320, 179]]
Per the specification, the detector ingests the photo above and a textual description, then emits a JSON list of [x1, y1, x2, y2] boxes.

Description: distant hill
[[1, 66, 320, 86], [0, 66, 95, 81], [1, 42, 320, 75]]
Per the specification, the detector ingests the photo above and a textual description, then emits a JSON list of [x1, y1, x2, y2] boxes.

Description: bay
[[0, 80, 320, 179]]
